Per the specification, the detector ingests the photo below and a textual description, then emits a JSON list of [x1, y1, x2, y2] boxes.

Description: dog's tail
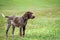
[[1, 13, 9, 18]]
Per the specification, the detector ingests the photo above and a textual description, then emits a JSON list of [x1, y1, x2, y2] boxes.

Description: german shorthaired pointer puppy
[[3, 11, 35, 37]]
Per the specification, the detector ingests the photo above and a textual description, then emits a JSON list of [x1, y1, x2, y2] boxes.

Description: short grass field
[[0, 0, 60, 40]]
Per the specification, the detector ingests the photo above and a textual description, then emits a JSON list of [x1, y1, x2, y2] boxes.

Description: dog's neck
[[22, 16, 29, 22]]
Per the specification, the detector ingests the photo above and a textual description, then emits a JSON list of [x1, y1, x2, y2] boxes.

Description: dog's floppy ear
[[23, 11, 33, 19], [25, 12, 33, 18], [23, 12, 29, 19]]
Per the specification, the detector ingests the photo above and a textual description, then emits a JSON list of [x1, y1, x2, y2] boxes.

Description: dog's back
[[5, 16, 15, 20]]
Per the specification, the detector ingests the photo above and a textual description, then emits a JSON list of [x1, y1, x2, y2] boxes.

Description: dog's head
[[23, 11, 35, 19]]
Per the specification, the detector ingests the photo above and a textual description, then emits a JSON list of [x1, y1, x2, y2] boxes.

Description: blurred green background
[[0, 0, 60, 10], [0, 0, 60, 40]]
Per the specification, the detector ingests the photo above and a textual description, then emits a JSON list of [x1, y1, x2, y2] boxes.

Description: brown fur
[[5, 11, 35, 37]]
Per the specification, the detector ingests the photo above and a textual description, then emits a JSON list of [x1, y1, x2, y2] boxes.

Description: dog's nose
[[32, 16, 35, 19]]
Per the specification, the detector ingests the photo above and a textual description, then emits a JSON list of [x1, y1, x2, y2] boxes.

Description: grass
[[0, 0, 60, 40], [0, 8, 60, 40]]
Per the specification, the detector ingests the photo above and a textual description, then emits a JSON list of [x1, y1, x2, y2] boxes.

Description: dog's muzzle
[[31, 16, 35, 19]]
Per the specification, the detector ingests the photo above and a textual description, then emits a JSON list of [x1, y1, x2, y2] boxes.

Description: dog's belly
[[11, 20, 21, 27], [15, 24, 20, 27]]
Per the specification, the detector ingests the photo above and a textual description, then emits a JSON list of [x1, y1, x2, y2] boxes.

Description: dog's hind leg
[[6, 20, 11, 37], [12, 25, 15, 37]]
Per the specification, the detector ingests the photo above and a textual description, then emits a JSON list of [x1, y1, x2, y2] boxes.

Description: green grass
[[0, 0, 60, 40], [0, 9, 60, 40]]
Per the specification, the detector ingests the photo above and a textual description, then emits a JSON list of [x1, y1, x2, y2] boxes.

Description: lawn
[[0, 0, 60, 40]]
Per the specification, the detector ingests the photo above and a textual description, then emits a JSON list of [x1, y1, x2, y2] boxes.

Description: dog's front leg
[[23, 26, 25, 36], [20, 26, 23, 37], [12, 25, 15, 37]]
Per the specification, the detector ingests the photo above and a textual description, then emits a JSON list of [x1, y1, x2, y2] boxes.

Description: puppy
[[2, 11, 35, 37]]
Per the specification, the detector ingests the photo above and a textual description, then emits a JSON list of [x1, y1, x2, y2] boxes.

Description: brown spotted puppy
[[4, 11, 35, 37]]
